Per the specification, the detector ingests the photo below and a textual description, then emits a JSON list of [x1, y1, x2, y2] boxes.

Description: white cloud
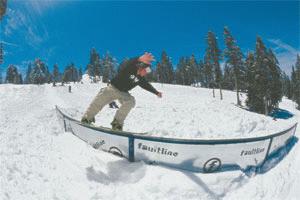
[[4, 9, 27, 36], [27, 0, 60, 16], [26, 26, 43, 47], [3, 50, 10, 56], [268, 39, 300, 75], [268, 39, 299, 55], [3, 1, 57, 48], [0, 40, 19, 47]]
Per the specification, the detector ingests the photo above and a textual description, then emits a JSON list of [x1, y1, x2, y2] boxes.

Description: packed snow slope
[[0, 80, 299, 200]]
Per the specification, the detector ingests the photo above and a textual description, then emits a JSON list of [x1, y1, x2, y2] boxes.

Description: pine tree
[[87, 48, 102, 78], [205, 31, 223, 99], [0, 69, 2, 84], [175, 56, 197, 85], [62, 66, 69, 83], [15, 73, 23, 84], [282, 72, 292, 99], [90, 48, 97, 76], [157, 51, 174, 84], [245, 52, 257, 110], [5, 65, 14, 83], [266, 49, 282, 111], [203, 55, 213, 88], [196, 60, 205, 87], [29, 59, 49, 84], [175, 55, 199, 86], [0, 42, 3, 64], [62, 63, 79, 83], [222, 62, 235, 90], [87, 64, 94, 78], [70, 63, 78, 83], [223, 27, 244, 104], [25, 63, 32, 84], [46, 66, 51, 83], [189, 54, 199, 85], [249, 37, 270, 114], [78, 67, 83, 82], [175, 57, 185, 85], [5, 64, 22, 84], [246, 37, 282, 114], [294, 55, 300, 109], [52, 64, 60, 86], [156, 62, 163, 83], [94, 58, 101, 78], [183, 57, 191, 85], [102, 52, 117, 83], [291, 66, 297, 101]]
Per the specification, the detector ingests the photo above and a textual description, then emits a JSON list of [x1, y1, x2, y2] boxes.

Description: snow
[[0, 81, 299, 200], [55, 80, 295, 139]]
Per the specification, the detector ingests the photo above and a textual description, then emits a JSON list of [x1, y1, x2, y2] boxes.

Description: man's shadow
[[86, 159, 146, 185]]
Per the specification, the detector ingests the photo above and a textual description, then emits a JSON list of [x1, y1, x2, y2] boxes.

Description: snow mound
[[55, 81, 296, 139], [0, 83, 299, 200]]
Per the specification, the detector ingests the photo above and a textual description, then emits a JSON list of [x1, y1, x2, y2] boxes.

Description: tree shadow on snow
[[268, 108, 294, 119], [245, 136, 298, 175], [235, 105, 294, 120]]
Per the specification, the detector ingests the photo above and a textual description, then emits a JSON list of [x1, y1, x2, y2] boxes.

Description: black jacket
[[111, 58, 159, 95]]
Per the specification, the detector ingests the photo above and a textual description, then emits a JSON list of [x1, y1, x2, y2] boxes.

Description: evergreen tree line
[[1, 27, 299, 113], [85, 48, 117, 83], [283, 55, 300, 110], [4, 64, 23, 84], [146, 27, 298, 113], [3, 58, 83, 85], [2, 48, 118, 85]]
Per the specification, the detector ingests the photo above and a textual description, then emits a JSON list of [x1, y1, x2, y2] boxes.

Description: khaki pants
[[83, 85, 136, 125]]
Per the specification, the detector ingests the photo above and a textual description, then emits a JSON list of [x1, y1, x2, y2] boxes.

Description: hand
[[138, 52, 155, 64], [157, 92, 162, 98]]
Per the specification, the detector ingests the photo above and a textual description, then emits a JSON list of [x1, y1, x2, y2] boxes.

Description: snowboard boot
[[81, 117, 95, 125], [111, 119, 123, 131]]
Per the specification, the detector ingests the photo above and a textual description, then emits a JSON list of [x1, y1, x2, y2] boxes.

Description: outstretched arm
[[138, 77, 162, 98]]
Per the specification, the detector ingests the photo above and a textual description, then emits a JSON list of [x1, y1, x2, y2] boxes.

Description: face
[[138, 67, 148, 77]]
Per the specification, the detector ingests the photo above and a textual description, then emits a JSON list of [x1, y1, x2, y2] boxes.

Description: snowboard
[[81, 122, 148, 135], [59, 107, 148, 135]]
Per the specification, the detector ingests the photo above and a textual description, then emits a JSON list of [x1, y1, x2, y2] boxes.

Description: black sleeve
[[138, 77, 159, 95]]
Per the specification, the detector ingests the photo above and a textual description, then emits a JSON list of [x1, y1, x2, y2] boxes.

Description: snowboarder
[[81, 52, 162, 131]]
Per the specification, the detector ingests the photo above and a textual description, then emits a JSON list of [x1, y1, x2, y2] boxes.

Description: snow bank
[[54, 81, 296, 139], [1, 82, 299, 200]]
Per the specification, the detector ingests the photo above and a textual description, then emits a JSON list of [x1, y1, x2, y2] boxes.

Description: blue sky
[[0, 0, 299, 76]]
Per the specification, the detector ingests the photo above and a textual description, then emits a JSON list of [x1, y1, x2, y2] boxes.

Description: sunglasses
[[138, 62, 152, 73], [138, 62, 150, 68]]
